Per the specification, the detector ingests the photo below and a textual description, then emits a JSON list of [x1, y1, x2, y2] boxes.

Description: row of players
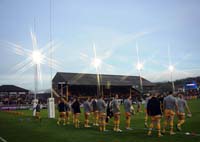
[[34, 92, 192, 137], [145, 92, 192, 137]]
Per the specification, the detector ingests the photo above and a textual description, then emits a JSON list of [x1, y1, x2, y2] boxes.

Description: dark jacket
[[36, 104, 41, 112], [71, 101, 81, 114], [92, 100, 98, 111], [147, 97, 162, 116], [106, 101, 113, 117], [58, 102, 65, 112]]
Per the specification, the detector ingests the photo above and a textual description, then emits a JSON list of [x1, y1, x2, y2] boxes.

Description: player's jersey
[[58, 102, 66, 112], [71, 101, 81, 114], [177, 98, 187, 113], [84, 100, 91, 113], [147, 97, 162, 116], [112, 99, 120, 114], [124, 99, 132, 113], [97, 98, 106, 113], [91, 99, 98, 111], [163, 95, 177, 111]]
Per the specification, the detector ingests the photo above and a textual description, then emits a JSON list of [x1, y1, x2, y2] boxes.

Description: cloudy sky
[[0, 0, 200, 90]]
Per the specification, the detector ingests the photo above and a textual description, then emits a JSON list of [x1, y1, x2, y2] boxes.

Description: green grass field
[[0, 99, 200, 142]]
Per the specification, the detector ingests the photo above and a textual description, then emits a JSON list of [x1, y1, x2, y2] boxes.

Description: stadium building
[[0, 85, 29, 105], [52, 72, 154, 99]]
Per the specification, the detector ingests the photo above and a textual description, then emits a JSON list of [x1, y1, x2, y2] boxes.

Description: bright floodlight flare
[[169, 65, 174, 72], [92, 58, 102, 68], [32, 50, 43, 64], [136, 63, 143, 71]]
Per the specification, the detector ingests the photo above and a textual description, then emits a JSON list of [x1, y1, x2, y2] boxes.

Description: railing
[[0, 104, 32, 110]]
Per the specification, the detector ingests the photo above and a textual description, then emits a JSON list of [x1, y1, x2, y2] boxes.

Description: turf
[[0, 99, 200, 142]]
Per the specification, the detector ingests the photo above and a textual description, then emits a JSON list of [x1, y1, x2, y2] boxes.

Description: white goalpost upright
[[47, 97, 55, 118], [47, 0, 55, 118]]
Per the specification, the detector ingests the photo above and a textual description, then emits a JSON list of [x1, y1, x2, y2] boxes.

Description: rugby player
[[57, 98, 66, 125], [35, 100, 41, 121], [124, 95, 134, 130], [83, 97, 92, 128], [112, 94, 122, 132], [147, 93, 163, 137], [91, 97, 99, 126], [97, 95, 107, 132], [71, 97, 81, 128], [144, 94, 152, 128], [162, 92, 178, 135], [176, 93, 192, 131]]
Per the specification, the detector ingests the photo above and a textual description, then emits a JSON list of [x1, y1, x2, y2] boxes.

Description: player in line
[[57, 98, 66, 125], [71, 97, 81, 128], [112, 94, 122, 132], [97, 95, 107, 132], [83, 97, 92, 128], [176, 93, 192, 131], [144, 94, 151, 128], [124, 95, 135, 130], [162, 92, 178, 135], [147, 93, 163, 137], [91, 97, 99, 126]]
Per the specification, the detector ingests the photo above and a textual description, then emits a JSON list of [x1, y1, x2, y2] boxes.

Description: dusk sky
[[0, 0, 200, 90]]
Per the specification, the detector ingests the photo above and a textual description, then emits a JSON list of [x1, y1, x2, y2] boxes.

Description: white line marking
[[0, 137, 7, 142]]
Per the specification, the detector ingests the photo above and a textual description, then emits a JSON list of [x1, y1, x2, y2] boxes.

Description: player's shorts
[[125, 112, 131, 117], [99, 112, 106, 119], [59, 112, 66, 117], [178, 112, 185, 116], [93, 109, 98, 113], [114, 112, 120, 119], [65, 111, 71, 116], [151, 115, 161, 121], [85, 112, 90, 116], [36, 112, 40, 117], [114, 112, 120, 116], [164, 109, 175, 117], [177, 112, 185, 119], [93, 110, 99, 114], [74, 112, 80, 115]]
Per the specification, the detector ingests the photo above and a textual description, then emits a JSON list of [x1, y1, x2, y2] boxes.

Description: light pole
[[91, 43, 102, 97], [31, 50, 43, 116], [169, 65, 175, 93], [136, 63, 143, 94], [92, 58, 102, 96], [135, 42, 144, 95]]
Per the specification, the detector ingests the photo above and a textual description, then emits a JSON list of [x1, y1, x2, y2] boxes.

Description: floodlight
[[136, 63, 143, 71], [92, 58, 102, 68], [32, 50, 43, 64], [168, 65, 174, 72]]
